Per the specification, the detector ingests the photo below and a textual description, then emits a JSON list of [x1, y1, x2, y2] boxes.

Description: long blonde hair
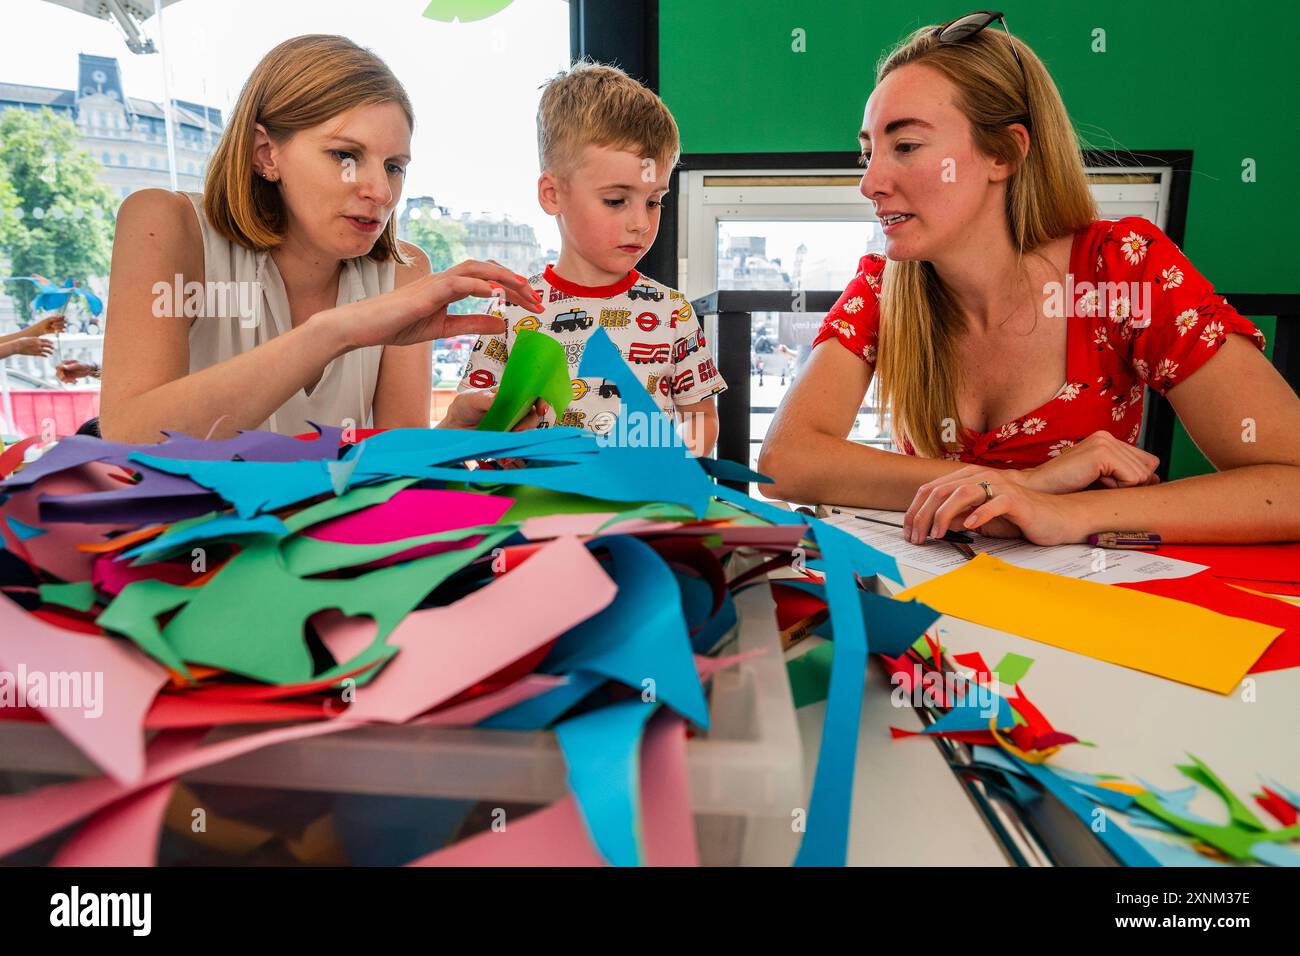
[[205, 35, 413, 263], [873, 26, 1096, 457]]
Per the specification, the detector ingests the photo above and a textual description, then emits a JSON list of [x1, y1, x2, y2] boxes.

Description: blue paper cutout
[[554, 698, 660, 866]]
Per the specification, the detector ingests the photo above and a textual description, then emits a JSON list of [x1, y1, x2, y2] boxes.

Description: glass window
[[713, 220, 892, 496]]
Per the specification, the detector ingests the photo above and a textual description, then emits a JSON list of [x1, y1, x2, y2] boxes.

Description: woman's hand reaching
[[319, 259, 544, 351], [29, 315, 68, 337], [11, 337, 55, 358]]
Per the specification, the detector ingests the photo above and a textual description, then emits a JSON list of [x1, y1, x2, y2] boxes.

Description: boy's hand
[[439, 389, 549, 432], [676, 398, 719, 457]]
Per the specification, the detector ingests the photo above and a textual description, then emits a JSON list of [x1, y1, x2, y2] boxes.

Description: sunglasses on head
[[932, 10, 1032, 131]]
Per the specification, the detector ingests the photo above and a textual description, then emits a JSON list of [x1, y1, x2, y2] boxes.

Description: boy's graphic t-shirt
[[456, 265, 727, 433]]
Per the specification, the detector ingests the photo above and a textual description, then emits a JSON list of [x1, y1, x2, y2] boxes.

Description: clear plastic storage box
[[0, 567, 804, 865]]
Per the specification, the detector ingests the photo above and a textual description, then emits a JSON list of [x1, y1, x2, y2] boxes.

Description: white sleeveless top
[[183, 192, 391, 435]]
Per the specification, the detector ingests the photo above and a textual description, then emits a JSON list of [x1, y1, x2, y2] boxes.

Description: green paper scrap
[[97, 579, 197, 680], [153, 508, 222, 540], [476, 330, 573, 433], [282, 478, 419, 534], [38, 581, 98, 613], [703, 499, 774, 526], [594, 501, 697, 531], [496, 486, 656, 522], [1177, 755, 1268, 833], [1131, 792, 1300, 861], [125, 513, 290, 566], [281, 522, 515, 577], [912, 634, 943, 661], [119, 508, 221, 563], [123, 528, 514, 684], [491, 486, 695, 526], [993, 651, 1034, 686], [422, 0, 515, 24], [787, 642, 834, 708]]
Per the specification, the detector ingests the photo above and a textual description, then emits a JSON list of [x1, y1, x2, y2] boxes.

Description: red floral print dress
[[811, 217, 1265, 466]]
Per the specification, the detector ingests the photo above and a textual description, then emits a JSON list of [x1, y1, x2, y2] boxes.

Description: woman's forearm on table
[[758, 432, 973, 508], [1064, 463, 1300, 543], [101, 313, 350, 443]]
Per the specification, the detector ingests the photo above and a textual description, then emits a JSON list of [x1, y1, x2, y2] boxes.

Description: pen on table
[[829, 508, 977, 560], [1087, 531, 1161, 550]]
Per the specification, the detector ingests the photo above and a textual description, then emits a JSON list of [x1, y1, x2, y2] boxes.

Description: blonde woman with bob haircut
[[760, 12, 1300, 546], [99, 34, 545, 443]]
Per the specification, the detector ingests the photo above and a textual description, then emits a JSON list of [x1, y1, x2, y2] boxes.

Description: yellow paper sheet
[[897, 554, 1280, 695], [1228, 583, 1300, 607]]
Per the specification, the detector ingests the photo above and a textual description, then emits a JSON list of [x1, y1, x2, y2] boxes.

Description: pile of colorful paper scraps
[[0, 330, 938, 867]]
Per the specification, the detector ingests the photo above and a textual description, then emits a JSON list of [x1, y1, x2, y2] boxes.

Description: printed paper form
[[818, 505, 1206, 585]]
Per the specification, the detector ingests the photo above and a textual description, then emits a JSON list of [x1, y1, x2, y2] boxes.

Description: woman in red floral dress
[[759, 18, 1300, 545]]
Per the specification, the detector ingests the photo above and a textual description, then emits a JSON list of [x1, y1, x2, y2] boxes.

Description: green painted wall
[[659, 0, 1293, 478]]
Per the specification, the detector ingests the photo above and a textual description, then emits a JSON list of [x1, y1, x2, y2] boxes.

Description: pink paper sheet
[[516, 512, 612, 539], [39, 676, 568, 865], [93, 551, 199, 596], [0, 463, 138, 582], [409, 675, 569, 726], [0, 721, 348, 859], [340, 536, 617, 724], [3, 674, 571, 863], [695, 649, 765, 680], [303, 487, 515, 567], [0, 593, 168, 784], [407, 710, 696, 867], [50, 780, 177, 867], [303, 488, 514, 543], [519, 512, 807, 548], [313, 609, 379, 664], [639, 713, 698, 866]]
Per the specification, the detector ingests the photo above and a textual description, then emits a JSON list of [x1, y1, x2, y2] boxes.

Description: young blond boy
[[457, 61, 726, 455]]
